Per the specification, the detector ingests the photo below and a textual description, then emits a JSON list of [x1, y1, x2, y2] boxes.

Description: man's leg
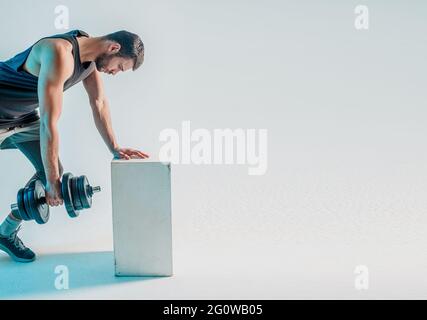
[[4, 139, 64, 221], [0, 139, 63, 262]]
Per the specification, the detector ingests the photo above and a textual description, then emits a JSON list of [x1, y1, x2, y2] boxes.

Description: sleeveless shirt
[[0, 29, 96, 129]]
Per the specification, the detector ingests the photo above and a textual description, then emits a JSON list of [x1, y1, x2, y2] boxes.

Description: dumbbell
[[11, 173, 101, 224]]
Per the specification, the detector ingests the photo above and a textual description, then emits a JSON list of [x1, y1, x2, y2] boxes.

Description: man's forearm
[[40, 124, 61, 184], [91, 99, 119, 153]]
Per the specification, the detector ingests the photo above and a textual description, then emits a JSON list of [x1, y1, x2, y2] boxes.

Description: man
[[0, 29, 150, 263]]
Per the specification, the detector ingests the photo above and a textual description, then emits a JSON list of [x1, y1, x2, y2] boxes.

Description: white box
[[111, 160, 173, 277]]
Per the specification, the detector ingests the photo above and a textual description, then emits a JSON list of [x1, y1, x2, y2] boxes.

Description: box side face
[[112, 162, 172, 276]]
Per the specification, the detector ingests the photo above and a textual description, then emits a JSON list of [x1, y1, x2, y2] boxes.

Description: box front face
[[111, 161, 172, 276]]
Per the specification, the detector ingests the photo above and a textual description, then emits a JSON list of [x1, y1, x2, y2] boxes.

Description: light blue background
[[0, 0, 426, 299]]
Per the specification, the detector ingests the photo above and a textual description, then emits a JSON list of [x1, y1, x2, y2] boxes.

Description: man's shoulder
[[32, 38, 74, 80], [34, 38, 73, 57], [32, 38, 75, 74]]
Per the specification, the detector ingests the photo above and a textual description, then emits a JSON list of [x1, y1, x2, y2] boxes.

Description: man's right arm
[[36, 40, 73, 205]]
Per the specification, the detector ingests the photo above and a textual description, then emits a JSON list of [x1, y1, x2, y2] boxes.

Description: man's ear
[[108, 42, 121, 54]]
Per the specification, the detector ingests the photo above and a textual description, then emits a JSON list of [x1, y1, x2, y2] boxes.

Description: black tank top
[[0, 29, 96, 129]]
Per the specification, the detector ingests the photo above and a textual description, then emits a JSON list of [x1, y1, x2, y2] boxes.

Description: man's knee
[[25, 171, 46, 187], [26, 160, 63, 187]]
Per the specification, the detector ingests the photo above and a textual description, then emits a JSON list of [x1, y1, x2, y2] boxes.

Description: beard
[[95, 53, 114, 71]]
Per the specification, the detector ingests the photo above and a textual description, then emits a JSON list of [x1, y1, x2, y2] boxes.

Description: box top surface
[[111, 159, 170, 165]]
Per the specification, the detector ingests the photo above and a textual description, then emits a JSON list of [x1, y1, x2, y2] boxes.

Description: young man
[[0, 29, 150, 262]]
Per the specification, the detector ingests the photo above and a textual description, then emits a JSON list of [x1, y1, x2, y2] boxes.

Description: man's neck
[[76, 37, 103, 63]]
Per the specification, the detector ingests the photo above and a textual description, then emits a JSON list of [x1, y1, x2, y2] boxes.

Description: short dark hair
[[102, 30, 144, 70]]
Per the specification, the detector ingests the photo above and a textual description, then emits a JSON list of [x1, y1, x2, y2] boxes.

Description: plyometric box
[[111, 160, 173, 277]]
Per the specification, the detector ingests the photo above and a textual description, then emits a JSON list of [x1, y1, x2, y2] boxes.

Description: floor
[[2, 241, 427, 300]]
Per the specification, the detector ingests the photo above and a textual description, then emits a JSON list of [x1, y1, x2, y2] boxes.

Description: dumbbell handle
[[10, 203, 19, 212], [89, 186, 101, 196]]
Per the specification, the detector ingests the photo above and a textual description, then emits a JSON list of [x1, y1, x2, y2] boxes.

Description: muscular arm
[[37, 41, 73, 185], [83, 70, 119, 153]]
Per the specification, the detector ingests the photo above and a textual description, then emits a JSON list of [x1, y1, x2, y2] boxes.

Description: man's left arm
[[83, 70, 149, 160]]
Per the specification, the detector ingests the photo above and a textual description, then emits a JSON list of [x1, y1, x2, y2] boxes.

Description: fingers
[[131, 149, 149, 158], [131, 150, 149, 159], [46, 195, 63, 207], [115, 148, 150, 160], [138, 151, 150, 158], [51, 199, 63, 206], [119, 149, 150, 160], [47, 199, 62, 207], [119, 151, 131, 160]]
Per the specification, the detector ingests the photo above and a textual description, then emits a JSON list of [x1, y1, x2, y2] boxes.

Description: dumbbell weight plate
[[27, 182, 38, 222], [77, 176, 90, 209], [78, 176, 92, 209], [17, 188, 30, 221], [26, 181, 38, 222], [30, 180, 49, 225], [23, 184, 33, 221], [62, 173, 79, 218], [76, 176, 85, 208], [71, 177, 83, 211]]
